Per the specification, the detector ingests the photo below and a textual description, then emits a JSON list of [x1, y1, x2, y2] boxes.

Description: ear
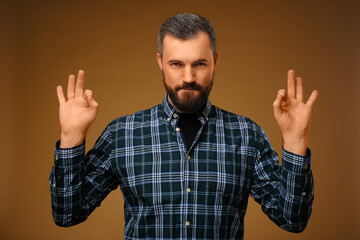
[[156, 53, 163, 71], [213, 51, 219, 70]]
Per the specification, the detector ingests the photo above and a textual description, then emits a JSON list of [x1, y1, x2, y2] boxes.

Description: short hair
[[158, 13, 216, 57]]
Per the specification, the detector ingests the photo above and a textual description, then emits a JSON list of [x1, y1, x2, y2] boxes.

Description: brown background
[[1, 0, 359, 239]]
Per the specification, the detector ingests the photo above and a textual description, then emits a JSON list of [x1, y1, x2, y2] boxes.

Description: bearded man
[[50, 13, 318, 239]]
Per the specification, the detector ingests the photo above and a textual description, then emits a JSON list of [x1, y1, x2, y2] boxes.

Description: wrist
[[282, 134, 307, 156], [60, 132, 86, 148]]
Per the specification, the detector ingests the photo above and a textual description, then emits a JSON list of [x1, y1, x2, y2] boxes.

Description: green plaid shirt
[[50, 96, 313, 239]]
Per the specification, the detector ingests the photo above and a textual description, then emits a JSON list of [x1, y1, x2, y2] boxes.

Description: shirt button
[[53, 183, 56, 188], [206, 117, 209, 121], [186, 155, 190, 160], [173, 113, 178, 118], [55, 155, 59, 160], [167, 118, 170, 122], [304, 164, 308, 170], [302, 192, 306, 196], [176, 127, 180, 132], [186, 188, 191, 193], [185, 221, 190, 226]]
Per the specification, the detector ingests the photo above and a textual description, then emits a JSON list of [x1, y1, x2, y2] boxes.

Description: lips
[[175, 82, 202, 91], [177, 85, 201, 91], [181, 88, 199, 90]]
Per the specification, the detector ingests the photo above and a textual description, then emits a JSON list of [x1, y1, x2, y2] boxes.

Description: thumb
[[84, 90, 98, 108], [273, 89, 286, 119]]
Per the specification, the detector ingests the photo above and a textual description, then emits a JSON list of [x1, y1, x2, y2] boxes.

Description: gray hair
[[158, 13, 216, 57]]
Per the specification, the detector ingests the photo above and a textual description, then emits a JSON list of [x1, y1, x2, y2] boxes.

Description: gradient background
[[1, 0, 359, 239]]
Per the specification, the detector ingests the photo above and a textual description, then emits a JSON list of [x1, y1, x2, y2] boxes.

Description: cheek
[[164, 68, 181, 84], [198, 69, 214, 83]]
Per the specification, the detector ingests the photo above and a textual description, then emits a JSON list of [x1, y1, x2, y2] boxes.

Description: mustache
[[175, 83, 202, 91]]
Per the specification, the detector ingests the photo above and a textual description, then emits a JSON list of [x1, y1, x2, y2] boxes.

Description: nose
[[183, 65, 195, 83]]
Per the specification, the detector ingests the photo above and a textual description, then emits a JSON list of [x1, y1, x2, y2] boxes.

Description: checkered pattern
[[50, 95, 313, 239]]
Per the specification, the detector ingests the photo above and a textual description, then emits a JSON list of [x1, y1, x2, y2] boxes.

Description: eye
[[170, 62, 182, 67], [194, 62, 207, 67]]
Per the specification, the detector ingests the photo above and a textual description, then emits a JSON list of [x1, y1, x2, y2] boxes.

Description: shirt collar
[[162, 94, 212, 122]]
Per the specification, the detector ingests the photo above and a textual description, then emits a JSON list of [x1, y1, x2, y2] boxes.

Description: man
[[50, 13, 318, 239]]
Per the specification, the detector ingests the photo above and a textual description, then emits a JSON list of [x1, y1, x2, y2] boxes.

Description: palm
[[59, 96, 97, 134], [275, 96, 313, 136]]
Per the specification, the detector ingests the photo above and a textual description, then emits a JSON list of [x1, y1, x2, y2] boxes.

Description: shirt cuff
[[282, 148, 311, 175], [54, 140, 85, 168]]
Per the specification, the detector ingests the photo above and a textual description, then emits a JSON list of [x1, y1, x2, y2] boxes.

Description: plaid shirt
[[50, 96, 313, 239]]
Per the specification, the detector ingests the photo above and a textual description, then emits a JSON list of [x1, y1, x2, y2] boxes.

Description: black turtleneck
[[177, 113, 202, 150]]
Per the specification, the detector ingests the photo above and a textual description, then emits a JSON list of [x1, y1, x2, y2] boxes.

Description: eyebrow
[[168, 59, 182, 63], [193, 59, 208, 64], [168, 59, 209, 64]]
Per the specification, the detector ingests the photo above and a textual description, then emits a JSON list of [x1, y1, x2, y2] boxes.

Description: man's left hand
[[273, 70, 319, 156]]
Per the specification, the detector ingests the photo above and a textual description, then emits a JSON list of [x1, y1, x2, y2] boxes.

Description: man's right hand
[[57, 70, 98, 148]]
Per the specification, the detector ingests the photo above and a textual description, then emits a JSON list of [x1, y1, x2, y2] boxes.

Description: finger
[[306, 90, 319, 107], [287, 69, 296, 99], [273, 89, 286, 119], [57, 85, 66, 104], [296, 77, 303, 101], [83, 89, 92, 101], [67, 74, 75, 99], [75, 70, 85, 97], [84, 89, 99, 108]]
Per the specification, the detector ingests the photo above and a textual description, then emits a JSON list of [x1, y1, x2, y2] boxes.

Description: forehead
[[162, 32, 213, 61]]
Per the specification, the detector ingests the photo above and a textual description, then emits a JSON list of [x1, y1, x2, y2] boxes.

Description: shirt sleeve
[[250, 127, 314, 233], [49, 126, 119, 227]]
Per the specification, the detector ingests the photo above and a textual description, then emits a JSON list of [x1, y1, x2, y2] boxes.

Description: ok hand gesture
[[273, 70, 319, 155], [57, 70, 98, 148]]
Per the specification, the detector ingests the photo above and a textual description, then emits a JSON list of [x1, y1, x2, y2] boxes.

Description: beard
[[163, 72, 214, 113]]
